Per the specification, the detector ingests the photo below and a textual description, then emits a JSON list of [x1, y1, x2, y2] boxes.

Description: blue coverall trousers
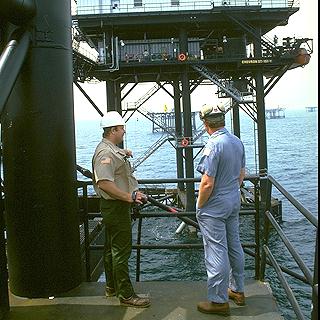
[[197, 202, 245, 303]]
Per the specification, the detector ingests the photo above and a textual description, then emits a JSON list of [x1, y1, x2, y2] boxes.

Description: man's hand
[[124, 149, 133, 157], [197, 173, 214, 209], [131, 191, 148, 204]]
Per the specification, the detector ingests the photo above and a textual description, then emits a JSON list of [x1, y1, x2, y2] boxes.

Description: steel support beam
[[106, 80, 116, 111], [2, 0, 81, 298], [74, 81, 103, 116], [173, 79, 184, 190], [181, 70, 195, 211], [115, 80, 122, 115], [254, 29, 268, 174], [232, 100, 241, 138], [254, 29, 268, 204], [179, 28, 195, 211]]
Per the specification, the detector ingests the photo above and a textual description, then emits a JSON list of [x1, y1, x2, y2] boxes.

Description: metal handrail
[[265, 210, 313, 285], [263, 245, 306, 320], [77, 174, 260, 283], [88, 200, 259, 282], [261, 175, 318, 320], [75, 0, 299, 15], [267, 175, 318, 227], [77, 171, 318, 319]]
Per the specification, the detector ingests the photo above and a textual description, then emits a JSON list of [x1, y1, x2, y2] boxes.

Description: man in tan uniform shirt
[[92, 111, 150, 308]]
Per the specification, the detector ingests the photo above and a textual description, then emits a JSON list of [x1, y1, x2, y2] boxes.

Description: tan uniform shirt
[[92, 138, 138, 200]]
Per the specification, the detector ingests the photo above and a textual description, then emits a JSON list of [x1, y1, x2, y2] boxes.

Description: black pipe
[[147, 195, 199, 229], [77, 164, 93, 179], [0, 29, 30, 116]]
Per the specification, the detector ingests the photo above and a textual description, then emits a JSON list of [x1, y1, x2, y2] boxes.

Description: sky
[[73, 1, 318, 120]]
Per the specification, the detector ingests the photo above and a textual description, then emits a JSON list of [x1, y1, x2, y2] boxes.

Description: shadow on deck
[[6, 279, 283, 320]]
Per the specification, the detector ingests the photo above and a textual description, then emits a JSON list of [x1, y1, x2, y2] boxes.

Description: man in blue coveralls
[[196, 104, 246, 316]]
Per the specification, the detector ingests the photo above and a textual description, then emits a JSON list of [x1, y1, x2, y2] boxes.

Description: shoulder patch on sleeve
[[101, 157, 112, 164]]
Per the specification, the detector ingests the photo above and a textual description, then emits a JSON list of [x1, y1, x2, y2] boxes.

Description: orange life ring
[[295, 48, 311, 66], [181, 138, 189, 147], [178, 53, 186, 61]]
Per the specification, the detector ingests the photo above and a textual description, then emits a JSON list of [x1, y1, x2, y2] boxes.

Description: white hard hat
[[199, 104, 225, 120], [100, 111, 125, 128]]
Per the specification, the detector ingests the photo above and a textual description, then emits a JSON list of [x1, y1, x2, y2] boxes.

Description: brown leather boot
[[228, 288, 246, 306], [120, 294, 151, 308], [197, 301, 230, 316]]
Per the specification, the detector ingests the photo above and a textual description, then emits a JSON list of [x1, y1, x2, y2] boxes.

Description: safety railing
[[130, 176, 261, 281], [75, 0, 299, 15], [76, 172, 261, 283], [260, 175, 318, 320], [76, 169, 317, 319]]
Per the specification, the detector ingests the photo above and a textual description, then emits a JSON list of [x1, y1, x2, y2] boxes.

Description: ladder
[[132, 135, 170, 171], [192, 65, 254, 103]]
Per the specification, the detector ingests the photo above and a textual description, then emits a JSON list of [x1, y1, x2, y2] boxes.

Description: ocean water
[[75, 108, 318, 320]]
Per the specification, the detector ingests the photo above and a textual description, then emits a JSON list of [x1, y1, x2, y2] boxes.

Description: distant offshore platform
[[305, 106, 317, 112], [266, 107, 285, 119]]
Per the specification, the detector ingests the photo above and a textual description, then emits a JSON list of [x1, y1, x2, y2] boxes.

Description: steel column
[[106, 80, 115, 110], [179, 28, 188, 55], [106, 80, 121, 114], [173, 79, 184, 190], [181, 70, 195, 211], [254, 29, 268, 175], [179, 27, 195, 211], [2, 0, 81, 297], [232, 100, 241, 138], [115, 80, 122, 114], [255, 70, 268, 174], [254, 28, 268, 205]]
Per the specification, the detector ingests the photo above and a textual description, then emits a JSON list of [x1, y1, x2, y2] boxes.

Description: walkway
[[6, 279, 283, 320]]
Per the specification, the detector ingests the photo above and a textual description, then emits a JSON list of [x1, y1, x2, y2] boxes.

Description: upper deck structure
[[72, 0, 311, 82]]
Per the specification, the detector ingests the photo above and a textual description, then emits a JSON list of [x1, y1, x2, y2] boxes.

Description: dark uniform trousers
[[100, 198, 134, 299]]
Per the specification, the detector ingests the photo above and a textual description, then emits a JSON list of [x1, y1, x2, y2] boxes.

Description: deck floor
[[5, 279, 284, 320]]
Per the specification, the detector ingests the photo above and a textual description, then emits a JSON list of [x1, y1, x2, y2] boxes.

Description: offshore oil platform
[[0, 1, 318, 320], [265, 107, 285, 119]]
